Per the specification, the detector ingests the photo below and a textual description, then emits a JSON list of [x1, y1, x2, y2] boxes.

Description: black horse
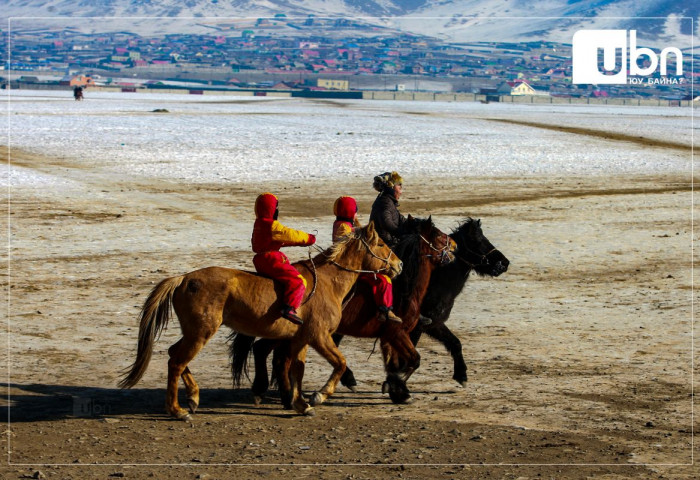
[[337, 218, 509, 390]]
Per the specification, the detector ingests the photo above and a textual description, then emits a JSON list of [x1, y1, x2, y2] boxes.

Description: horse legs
[[180, 367, 199, 413], [424, 323, 468, 387], [381, 332, 421, 404], [308, 331, 347, 406], [409, 326, 424, 347], [271, 341, 293, 409], [166, 330, 215, 421], [288, 342, 314, 416], [250, 338, 278, 405], [332, 333, 357, 392]]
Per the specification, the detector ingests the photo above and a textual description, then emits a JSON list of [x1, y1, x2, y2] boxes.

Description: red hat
[[255, 192, 278, 219], [333, 196, 357, 219]]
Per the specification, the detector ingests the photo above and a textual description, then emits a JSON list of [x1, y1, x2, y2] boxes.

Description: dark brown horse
[[230, 216, 457, 406], [119, 223, 402, 419]]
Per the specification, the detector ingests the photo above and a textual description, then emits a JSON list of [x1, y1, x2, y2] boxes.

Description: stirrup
[[281, 307, 303, 325]]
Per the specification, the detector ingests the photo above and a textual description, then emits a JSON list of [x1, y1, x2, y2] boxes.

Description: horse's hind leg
[[271, 341, 294, 409], [381, 333, 420, 404], [424, 323, 468, 387], [181, 367, 199, 413], [251, 338, 279, 405], [166, 332, 214, 421]]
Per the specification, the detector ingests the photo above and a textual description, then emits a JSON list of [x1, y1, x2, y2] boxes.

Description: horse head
[[400, 215, 456, 266], [452, 218, 509, 277], [356, 222, 403, 278]]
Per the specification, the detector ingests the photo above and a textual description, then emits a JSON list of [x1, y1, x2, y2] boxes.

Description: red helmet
[[255, 193, 278, 219], [333, 196, 357, 219]]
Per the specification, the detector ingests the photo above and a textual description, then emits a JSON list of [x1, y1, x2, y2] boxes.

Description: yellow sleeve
[[270, 220, 311, 246]]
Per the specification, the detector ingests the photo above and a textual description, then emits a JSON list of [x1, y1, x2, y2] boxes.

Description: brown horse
[[118, 223, 402, 419], [231, 216, 457, 406]]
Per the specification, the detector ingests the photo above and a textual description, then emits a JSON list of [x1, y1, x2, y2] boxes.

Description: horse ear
[[407, 214, 414, 221], [366, 221, 376, 238]]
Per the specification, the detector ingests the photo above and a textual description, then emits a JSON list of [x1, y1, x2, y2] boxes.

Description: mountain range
[[4, 0, 698, 46]]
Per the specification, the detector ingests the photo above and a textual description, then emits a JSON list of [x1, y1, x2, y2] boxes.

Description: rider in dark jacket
[[369, 171, 433, 326], [369, 171, 405, 247]]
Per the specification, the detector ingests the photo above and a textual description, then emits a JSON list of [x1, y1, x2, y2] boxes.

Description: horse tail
[[229, 332, 255, 388], [118, 275, 185, 389]]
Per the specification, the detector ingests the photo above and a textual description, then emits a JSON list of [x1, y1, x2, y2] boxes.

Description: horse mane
[[450, 217, 488, 276], [451, 217, 480, 243], [298, 224, 372, 269], [391, 217, 432, 313]]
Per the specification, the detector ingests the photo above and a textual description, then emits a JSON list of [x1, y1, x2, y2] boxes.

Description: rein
[[299, 248, 319, 306], [323, 236, 397, 277]]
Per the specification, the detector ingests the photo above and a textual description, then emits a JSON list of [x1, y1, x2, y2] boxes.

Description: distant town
[[2, 16, 697, 103]]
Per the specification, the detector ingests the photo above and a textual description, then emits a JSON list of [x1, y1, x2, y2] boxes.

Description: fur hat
[[373, 171, 403, 192]]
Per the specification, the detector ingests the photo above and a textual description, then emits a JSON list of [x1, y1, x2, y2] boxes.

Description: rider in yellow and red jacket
[[333, 196, 401, 323], [252, 193, 316, 325]]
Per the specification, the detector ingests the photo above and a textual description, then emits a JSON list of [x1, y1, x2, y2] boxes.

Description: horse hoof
[[303, 406, 316, 416], [460, 381, 468, 388], [253, 395, 263, 406], [347, 385, 357, 393], [188, 399, 198, 414], [381, 382, 389, 394], [178, 413, 193, 422], [309, 392, 325, 406]]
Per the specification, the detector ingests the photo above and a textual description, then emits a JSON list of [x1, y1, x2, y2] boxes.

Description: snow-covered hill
[[4, 0, 698, 46]]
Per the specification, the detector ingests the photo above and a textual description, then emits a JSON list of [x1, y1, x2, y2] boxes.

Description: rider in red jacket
[[252, 193, 316, 325], [333, 196, 401, 323]]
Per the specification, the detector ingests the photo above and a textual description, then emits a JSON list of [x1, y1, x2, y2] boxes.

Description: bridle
[[419, 232, 453, 264], [300, 234, 399, 305], [457, 245, 498, 269]]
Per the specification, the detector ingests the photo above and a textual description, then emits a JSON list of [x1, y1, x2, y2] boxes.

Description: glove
[[307, 233, 316, 245]]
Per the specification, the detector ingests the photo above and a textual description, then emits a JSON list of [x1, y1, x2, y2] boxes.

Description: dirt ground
[[1, 146, 697, 479]]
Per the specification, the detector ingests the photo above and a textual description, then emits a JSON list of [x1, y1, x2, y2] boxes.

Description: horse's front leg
[[309, 331, 347, 406], [288, 342, 314, 416], [333, 333, 357, 391]]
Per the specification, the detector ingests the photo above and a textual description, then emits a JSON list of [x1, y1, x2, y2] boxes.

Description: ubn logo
[[572, 30, 683, 84]]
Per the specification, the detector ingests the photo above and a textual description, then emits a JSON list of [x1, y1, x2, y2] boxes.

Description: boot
[[378, 306, 402, 323], [385, 309, 403, 323], [281, 305, 303, 325]]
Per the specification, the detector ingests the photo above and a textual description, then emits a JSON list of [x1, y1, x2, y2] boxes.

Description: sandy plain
[[1, 126, 697, 479]]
